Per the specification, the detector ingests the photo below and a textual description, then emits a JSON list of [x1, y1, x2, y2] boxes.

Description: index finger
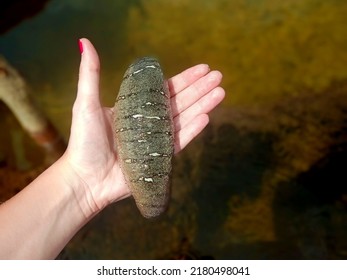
[[168, 64, 210, 96]]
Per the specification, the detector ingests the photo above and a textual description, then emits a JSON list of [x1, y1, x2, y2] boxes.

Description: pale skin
[[0, 38, 225, 259]]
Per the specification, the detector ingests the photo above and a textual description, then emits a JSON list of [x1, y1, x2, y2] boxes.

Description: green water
[[1, 0, 347, 259]]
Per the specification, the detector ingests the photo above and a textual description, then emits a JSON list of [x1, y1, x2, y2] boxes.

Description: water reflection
[[0, 0, 346, 259]]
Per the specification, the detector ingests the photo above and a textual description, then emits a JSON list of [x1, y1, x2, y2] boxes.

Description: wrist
[[56, 155, 101, 220]]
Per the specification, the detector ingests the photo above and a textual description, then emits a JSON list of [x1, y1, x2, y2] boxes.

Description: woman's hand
[[62, 38, 225, 217]]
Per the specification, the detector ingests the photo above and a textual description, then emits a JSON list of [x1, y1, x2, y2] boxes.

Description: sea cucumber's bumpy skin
[[113, 57, 174, 218]]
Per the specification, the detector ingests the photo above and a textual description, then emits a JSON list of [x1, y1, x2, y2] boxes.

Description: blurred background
[[0, 0, 346, 259]]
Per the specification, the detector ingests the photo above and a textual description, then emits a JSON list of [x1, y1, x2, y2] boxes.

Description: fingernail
[[78, 39, 84, 54]]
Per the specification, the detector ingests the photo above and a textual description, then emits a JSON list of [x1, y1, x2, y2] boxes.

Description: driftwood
[[0, 55, 66, 162]]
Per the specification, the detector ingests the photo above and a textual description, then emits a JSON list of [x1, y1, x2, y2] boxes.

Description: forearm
[[0, 157, 94, 259]]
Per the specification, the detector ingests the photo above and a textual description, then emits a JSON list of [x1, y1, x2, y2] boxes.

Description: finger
[[174, 86, 225, 132], [168, 64, 210, 96], [171, 70, 223, 117], [74, 38, 101, 112], [174, 114, 209, 153]]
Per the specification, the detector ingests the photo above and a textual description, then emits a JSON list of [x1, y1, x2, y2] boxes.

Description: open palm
[[64, 38, 225, 214]]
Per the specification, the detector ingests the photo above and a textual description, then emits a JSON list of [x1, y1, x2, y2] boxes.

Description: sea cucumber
[[113, 57, 174, 218]]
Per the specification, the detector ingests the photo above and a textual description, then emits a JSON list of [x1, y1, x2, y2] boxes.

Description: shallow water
[[0, 0, 347, 259]]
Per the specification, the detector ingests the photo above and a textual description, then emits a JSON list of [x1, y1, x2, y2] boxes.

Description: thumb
[[75, 38, 101, 111]]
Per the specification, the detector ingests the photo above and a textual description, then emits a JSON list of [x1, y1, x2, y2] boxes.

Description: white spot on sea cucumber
[[144, 177, 154, 182], [125, 159, 132, 163], [138, 139, 147, 143], [147, 132, 152, 135], [130, 65, 157, 77], [145, 116, 161, 120], [132, 68, 145, 75], [132, 114, 160, 120], [145, 65, 157, 69], [149, 152, 161, 157]]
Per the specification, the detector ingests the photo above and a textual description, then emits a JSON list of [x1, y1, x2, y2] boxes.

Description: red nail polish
[[78, 39, 83, 54]]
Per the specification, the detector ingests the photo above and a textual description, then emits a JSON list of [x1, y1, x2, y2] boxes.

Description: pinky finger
[[174, 114, 209, 154]]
